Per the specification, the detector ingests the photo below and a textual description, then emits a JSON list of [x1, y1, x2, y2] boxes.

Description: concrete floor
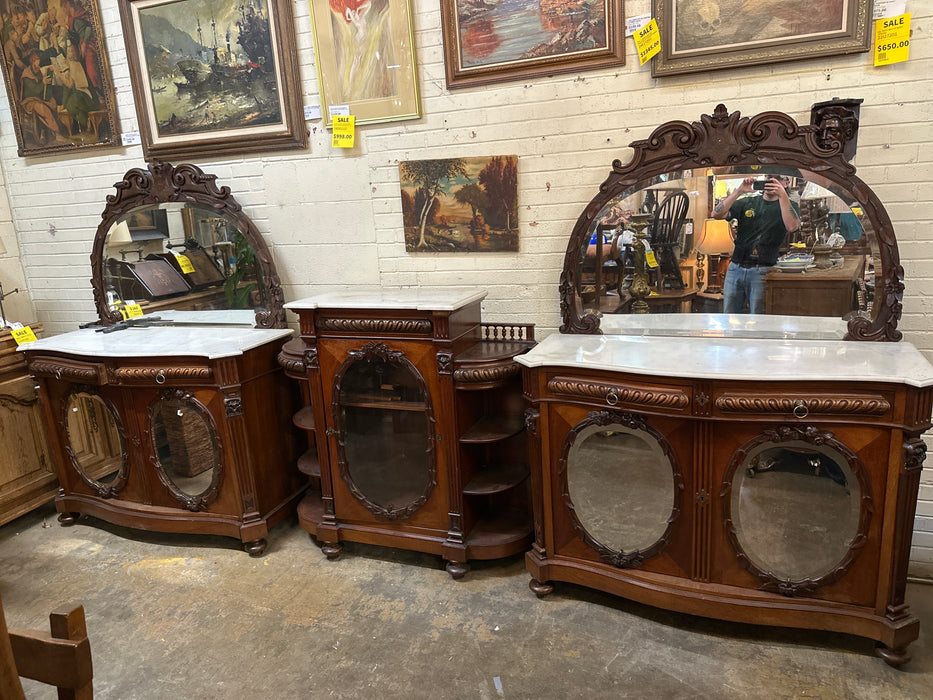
[[2, 504, 931, 699]]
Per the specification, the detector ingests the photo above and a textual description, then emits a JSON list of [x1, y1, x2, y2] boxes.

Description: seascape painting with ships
[[456, 0, 608, 68], [136, 0, 283, 137]]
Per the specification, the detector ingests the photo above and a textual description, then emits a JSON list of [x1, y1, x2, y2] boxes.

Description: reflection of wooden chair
[[1, 594, 93, 699], [649, 192, 689, 290]]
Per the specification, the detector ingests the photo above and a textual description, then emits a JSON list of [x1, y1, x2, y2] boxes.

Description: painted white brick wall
[[0, 1, 931, 574]]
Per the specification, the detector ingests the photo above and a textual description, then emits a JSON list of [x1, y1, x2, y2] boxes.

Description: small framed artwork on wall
[[0, 0, 120, 157], [308, 0, 421, 127], [118, 0, 307, 161], [440, 0, 625, 89], [400, 155, 518, 253], [651, 0, 872, 77]]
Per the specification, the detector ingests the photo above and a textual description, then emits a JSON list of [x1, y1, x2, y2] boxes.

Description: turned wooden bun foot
[[445, 560, 469, 580], [529, 578, 554, 598], [321, 542, 343, 560], [874, 642, 910, 668], [57, 512, 80, 526], [244, 539, 267, 557]]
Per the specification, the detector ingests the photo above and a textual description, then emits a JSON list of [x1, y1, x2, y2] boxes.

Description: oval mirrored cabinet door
[[335, 342, 436, 519], [150, 390, 222, 509], [726, 433, 869, 592], [564, 417, 680, 566], [64, 391, 127, 497]]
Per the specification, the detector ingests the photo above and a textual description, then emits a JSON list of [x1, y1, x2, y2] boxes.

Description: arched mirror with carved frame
[[90, 160, 286, 328], [560, 104, 901, 342]]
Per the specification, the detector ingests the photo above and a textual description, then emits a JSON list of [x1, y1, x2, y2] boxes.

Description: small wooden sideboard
[[518, 329, 933, 665], [0, 324, 55, 526], [278, 289, 535, 578], [765, 255, 865, 317], [21, 325, 304, 555]]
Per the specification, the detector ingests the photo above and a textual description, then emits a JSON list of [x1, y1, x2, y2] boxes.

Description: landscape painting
[[119, 0, 306, 159], [400, 155, 518, 253], [440, 0, 624, 88], [0, 0, 120, 156]]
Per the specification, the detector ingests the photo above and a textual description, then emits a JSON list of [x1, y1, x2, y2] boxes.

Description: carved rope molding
[[716, 394, 890, 416], [315, 318, 433, 334], [29, 360, 101, 382], [453, 363, 520, 384], [547, 377, 690, 410], [111, 366, 212, 381]]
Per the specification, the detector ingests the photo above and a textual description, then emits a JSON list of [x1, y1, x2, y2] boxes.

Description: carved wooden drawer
[[712, 389, 893, 420], [545, 374, 692, 415], [28, 356, 108, 385], [110, 364, 213, 386]]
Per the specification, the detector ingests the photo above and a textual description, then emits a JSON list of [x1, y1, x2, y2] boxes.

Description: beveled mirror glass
[[335, 343, 436, 520], [150, 392, 221, 502], [91, 161, 285, 328], [566, 423, 675, 556], [561, 105, 901, 341], [64, 391, 127, 496], [729, 439, 861, 583]]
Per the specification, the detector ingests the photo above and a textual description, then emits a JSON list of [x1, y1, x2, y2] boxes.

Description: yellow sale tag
[[175, 254, 196, 274], [634, 19, 661, 65], [332, 115, 356, 148], [124, 303, 144, 318], [645, 250, 659, 268], [875, 13, 910, 66], [11, 326, 37, 345]]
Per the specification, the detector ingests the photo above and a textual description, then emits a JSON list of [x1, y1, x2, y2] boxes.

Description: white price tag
[[121, 132, 141, 146], [304, 105, 322, 121]]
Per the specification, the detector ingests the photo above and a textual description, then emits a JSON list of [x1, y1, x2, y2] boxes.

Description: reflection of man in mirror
[[712, 175, 800, 314]]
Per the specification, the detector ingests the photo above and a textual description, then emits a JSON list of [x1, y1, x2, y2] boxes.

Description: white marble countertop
[[599, 313, 848, 340], [139, 309, 258, 326], [18, 326, 293, 360], [285, 288, 487, 312], [515, 332, 933, 387]]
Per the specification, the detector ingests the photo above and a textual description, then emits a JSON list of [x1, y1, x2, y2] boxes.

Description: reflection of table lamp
[[108, 220, 141, 261], [696, 219, 734, 294], [0, 235, 21, 329]]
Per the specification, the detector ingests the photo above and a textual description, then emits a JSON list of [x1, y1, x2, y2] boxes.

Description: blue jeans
[[723, 262, 773, 314]]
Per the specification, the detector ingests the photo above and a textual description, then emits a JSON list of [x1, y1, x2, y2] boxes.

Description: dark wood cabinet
[[279, 290, 535, 578], [23, 327, 305, 555], [518, 332, 933, 665]]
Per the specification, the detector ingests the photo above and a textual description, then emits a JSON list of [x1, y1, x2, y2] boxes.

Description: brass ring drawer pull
[[793, 400, 808, 418], [606, 390, 619, 406], [155, 369, 166, 385]]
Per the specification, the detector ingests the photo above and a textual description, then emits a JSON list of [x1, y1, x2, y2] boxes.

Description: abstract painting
[[399, 155, 518, 253], [652, 0, 871, 76], [440, 0, 624, 88], [308, 0, 421, 127], [119, 0, 306, 160], [0, 0, 119, 156]]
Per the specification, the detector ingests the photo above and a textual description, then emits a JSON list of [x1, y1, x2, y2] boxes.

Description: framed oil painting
[[440, 0, 624, 89], [400, 155, 518, 253], [651, 0, 871, 77], [0, 0, 120, 157], [118, 0, 307, 161], [308, 0, 421, 128]]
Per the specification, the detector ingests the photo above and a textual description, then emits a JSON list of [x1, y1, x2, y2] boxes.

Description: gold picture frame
[[651, 0, 871, 77], [308, 0, 421, 128], [118, 0, 307, 161]]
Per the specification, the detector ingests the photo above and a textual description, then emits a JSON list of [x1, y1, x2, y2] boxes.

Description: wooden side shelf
[[460, 415, 525, 444], [466, 509, 534, 552], [292, 406, 315, 431], [463, 464, 529, 496], [297, 448, 320, 478]]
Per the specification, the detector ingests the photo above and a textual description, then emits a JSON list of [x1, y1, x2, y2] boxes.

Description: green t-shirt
[[728, 195, 800, 266]]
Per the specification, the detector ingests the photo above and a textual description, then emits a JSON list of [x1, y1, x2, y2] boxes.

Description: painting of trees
[[399, 155, 519, 253]]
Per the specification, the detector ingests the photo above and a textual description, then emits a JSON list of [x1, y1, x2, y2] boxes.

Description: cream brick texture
[[0, 1, 931, 571]]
